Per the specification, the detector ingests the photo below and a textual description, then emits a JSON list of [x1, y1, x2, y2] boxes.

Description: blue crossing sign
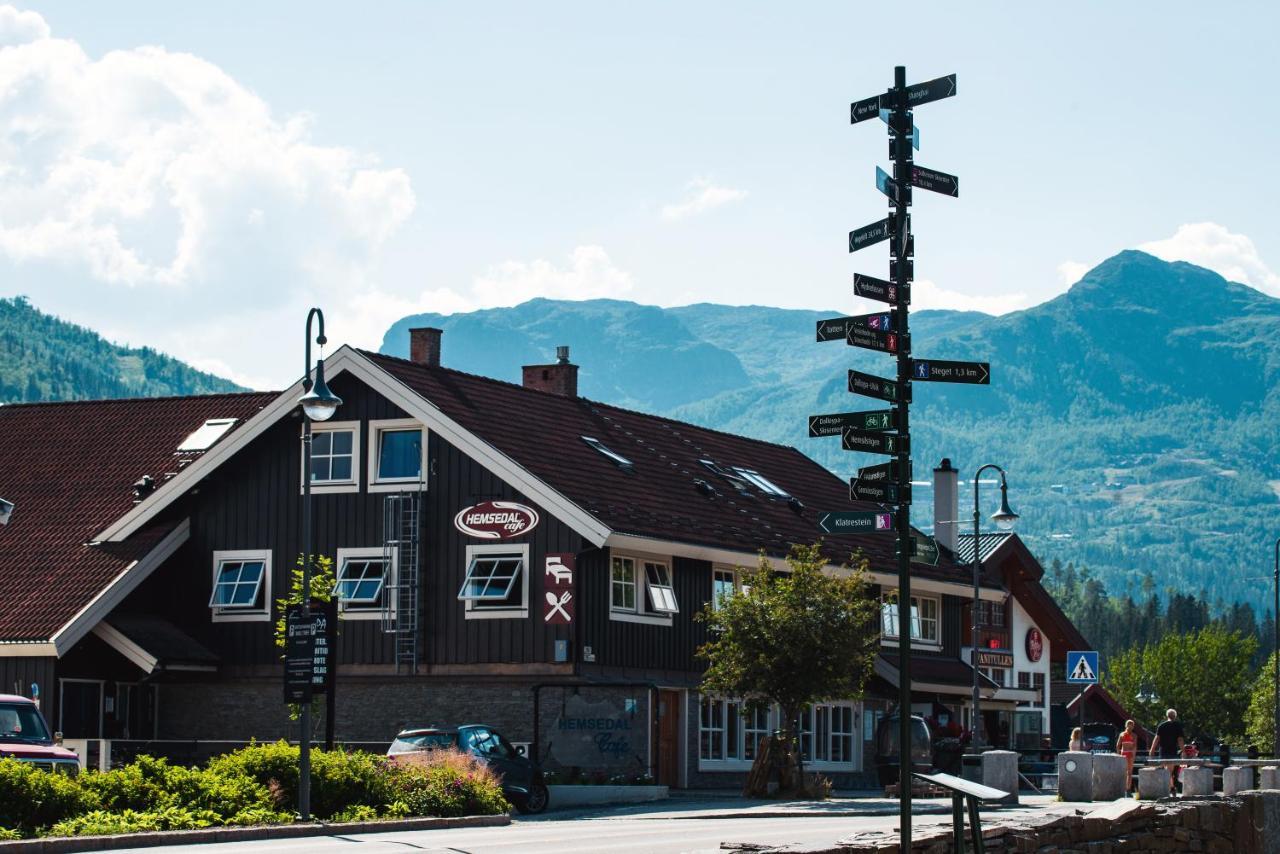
[[1066, 650, 1099, 684]]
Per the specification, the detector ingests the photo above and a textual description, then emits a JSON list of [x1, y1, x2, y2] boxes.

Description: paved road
[[115, 797, 1079, 854]]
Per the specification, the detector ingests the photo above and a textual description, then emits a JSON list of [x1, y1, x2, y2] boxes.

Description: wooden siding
[[0, 656, 55, 704]]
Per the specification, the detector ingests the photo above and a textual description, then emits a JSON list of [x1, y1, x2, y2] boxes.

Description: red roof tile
[[0, 393, 276, 642]]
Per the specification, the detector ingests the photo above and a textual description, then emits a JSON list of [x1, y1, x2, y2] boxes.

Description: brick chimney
[[522, 345, 578, 397], [933, 457, 959, 552], [409, 327, 442, 367]]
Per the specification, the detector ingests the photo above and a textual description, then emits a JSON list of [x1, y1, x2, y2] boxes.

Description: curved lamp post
[[1274, 538, 1279, 758], [298, 308, 341, 821], [971, 464, 1018, 748]]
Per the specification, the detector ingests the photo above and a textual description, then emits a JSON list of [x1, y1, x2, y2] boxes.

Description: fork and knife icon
[[544, 590, 572, 622]]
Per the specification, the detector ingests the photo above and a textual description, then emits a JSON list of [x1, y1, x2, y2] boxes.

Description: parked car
[[0, 694, 80, 774], [388, 724, 548, 814]]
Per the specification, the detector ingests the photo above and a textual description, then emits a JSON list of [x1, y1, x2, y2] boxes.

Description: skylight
[[177, 418, 238, 452], [582, 436, 634, 471], [731, 467, 792, 499], [698, 459, 752, 495]]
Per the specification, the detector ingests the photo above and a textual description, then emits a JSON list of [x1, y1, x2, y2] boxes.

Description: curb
[[0, 814, 510, 853]]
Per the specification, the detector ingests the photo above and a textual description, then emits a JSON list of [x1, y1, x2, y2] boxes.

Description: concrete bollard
[[1181, 765, 1214, 797], [1137, 765, 1171, 800], [1260, 766, 1280, 790], [1057, 751, 1094, 802], [981, 750, 1019, 804], [1223, 765, 1254, 795], [1091, 752, 1127, 800]]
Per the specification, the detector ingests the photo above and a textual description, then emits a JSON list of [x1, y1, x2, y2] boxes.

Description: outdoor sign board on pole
[[911, 359, 990, 384], [816, 317, 854, 342], [809, 410, 896, 437], [1066, 651, 1100, 684], [849, 218, 891, 252], [816, 510, 894, 535], [853, 273, 905, 305], [847, 325, 905, 354], [284, 605, 317, 704], [841, 426, 907, 456], [910, 535, 940, 566], [848, 369, 907, 403]]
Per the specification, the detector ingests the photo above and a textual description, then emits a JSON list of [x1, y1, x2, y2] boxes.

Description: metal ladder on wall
[[381, 492, 421, 674]]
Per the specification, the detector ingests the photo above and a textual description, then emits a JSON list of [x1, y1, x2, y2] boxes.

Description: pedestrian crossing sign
[[1066, 650, 1099, 684]]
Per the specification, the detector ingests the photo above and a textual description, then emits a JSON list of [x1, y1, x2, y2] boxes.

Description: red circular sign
[[1025, 628, 1044, 662], [453, 501, 540, 540]]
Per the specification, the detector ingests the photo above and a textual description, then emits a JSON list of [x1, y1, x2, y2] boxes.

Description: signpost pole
[[1274, 537, 1278, 758], [299, 419, 313, 822]]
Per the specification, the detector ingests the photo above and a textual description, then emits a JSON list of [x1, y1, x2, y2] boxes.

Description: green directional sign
[[817, 510, 894, 535], [808, 410, 895, 437], [910, 535, 940, 566], [848, 369, 908, 403]]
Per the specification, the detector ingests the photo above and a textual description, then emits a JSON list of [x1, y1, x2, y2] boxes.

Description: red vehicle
[[0, 694, 80, 774]]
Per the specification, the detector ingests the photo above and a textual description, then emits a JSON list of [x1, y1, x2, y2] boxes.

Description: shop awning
[[876, 653, 1000, 699], [92, 616, 219, 674]]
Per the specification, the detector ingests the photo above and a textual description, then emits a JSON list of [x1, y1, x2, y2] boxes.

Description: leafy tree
[[1245, 651, 1278, 754], [696, 543, 878, 788]]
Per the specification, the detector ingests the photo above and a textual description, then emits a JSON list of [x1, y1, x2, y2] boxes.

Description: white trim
[[335, 546, 394, 621], [608, 552, 674, 627], [48, 520, 191, 656], [301, 420, 361, 495], [91, 623, 158, 673], [0, 643, 58, 657], [368, 418, 427, 492], [462, 543, 530, 620], [210, 549, 272, 623], [98, 347, 611, 548]]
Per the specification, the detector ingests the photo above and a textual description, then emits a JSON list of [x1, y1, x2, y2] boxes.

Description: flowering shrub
[[388, 749, 509, 817]]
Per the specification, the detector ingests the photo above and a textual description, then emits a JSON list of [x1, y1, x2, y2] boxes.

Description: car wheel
[[515, 782, 549, 815]]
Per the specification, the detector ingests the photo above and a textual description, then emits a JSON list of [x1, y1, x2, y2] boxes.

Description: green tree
[[696, 543, 878, 789], [1245, 651, 1277, 754]]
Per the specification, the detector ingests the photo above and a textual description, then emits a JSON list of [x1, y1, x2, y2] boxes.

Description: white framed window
[[699, 696, 726, 761], [609, 554, 676, 625], [333, 547, 392, 620], [459, 543, 529, 619], [743, 705, 772, 761], [210, 550, 271, 622], [712, 568, 738, 611], [368, 419, 427, 492], [302, 421, 360, 494], [699, 699, 857, 770], [880, 591, 939, 645], [730, 467, 791, 499]]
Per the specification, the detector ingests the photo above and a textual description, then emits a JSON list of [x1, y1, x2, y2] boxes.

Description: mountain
[[383, 252, 1280, 610], [0, 296, 245, 402]]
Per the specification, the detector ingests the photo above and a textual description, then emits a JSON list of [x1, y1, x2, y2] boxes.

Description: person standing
[[1069, 727, 1086, 752], [1149, 709, 1185, 796], [1116, 720, 1139, 793]]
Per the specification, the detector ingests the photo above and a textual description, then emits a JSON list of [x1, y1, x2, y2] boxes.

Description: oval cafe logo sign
[[453, 501, 540, 540], [1025, 627, 1044, 663]]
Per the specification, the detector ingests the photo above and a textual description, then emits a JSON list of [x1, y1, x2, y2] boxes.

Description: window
[[610, 555, 677, 624], [712, 568, 737, 611], [880, 592, 939, 644], [1017, 671, 1031, 690], [581, 436, 634, 472], [982, 666, 1009, 687], [699, 697, 726, 760], [700, 698, 855, 769], [369, 419, 426, 491], [210, 550, 271, 622], [698, 459, 753, 495], [743, 705, 772, 760], [796, 703, 858, 765], [304, 421, 360, 493], [177, 418, 237, 452], [731, 467, 791, 499], [1032, 672, 1046, 708], [975, 600, 1006, 628], [333, 548, 391, 618], [458, 544, 528, 619]]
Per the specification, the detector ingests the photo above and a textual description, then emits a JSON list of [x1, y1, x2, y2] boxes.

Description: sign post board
[[1066, 651, 1100, 684]]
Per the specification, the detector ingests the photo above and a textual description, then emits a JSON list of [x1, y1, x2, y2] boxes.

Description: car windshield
[[390, 732, 458, 753], [0, 703, 51, 742]]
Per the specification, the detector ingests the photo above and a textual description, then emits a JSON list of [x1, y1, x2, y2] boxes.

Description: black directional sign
[[875, 166, 901, 204], [842, 427, 908, 456], [849, 311, 895, 332], [847, 325, 906, 354], [808, 410, 895, 437], [817, 510, 894, 535], [851, 478, 910, 504], [905, 74, 956, 108], [815, 317, 854, 342], [854, 460, 905, 484], [910, 535, 941, 566], [848, 369, 907, 403], [850, 93, 884, 124], [910, 359, 990, 384], [849, 218, 891, 253], [854, 273, 906, 305], [910, 165, 958, 197]]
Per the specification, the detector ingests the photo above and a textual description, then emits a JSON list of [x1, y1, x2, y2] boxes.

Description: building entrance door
[[59, 679, 103, 738], [656, 690, 681, 788]]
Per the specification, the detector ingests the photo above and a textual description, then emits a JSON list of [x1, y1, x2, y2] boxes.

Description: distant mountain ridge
[[384, 252, 1280, 609], [0, 296, 245, 403]]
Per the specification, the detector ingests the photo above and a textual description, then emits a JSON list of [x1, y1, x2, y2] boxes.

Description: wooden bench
[[911, 771, 1010, 854]]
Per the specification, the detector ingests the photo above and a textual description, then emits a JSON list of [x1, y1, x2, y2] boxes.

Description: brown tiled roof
[[0, 393, 276, 642], [364, 351, 985, 583]]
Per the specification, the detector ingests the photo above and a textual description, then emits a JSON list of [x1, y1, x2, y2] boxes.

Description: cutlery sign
[[543, 553, 576, 624]]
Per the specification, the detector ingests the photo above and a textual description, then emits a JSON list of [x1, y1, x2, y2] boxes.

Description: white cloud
[[901, 278, 1032, 315], [0, 5, 47, 45], [1137, 222, 1280, 296], [1057, 261, 1090, 287], [661, 177, 747, 221]]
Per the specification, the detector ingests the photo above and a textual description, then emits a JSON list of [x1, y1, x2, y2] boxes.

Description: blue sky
[[3, 2, 1278, 387]]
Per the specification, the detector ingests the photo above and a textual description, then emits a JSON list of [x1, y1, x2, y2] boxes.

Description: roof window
[[177, 418, 238, 452], [698, 459, 753, 496], [732, 467, 792, 499], [582, 436, 634, 472]]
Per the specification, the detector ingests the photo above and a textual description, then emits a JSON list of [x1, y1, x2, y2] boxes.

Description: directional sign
[[808, 410, 895, 437], [1066, 650, 1100, 684], [849, 311, 895, 332], [890, 258, 913, 281], [849, 218, 891, 253], [817, 510, 894, 535], [910, 165, 959, 197], [911, 359, 990, 384], [875, 166, 901, 204], [905, 73, 956, 108], [854, 273, 906, 305], [910, 535, 940, 566], [815, 317, 854, 342], [854, 460, 904, 484], [842, 427, 908, 456], [850, 475, 910, 504], [847, 325, 905, 354], [850, 93, 883, 124], [848, 369, 908, 403]]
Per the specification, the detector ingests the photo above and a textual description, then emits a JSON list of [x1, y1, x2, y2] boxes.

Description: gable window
[[333, 547, 391, 619], [303, 421, 360, 493], [210, 550, 271, 622], [458, 544, 529, 619], [369, 419, 426, 492], [610, 554, 677, 625], [880, 591, 939, 644]]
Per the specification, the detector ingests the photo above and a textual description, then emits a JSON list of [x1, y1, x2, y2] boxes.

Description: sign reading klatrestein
[[453, 500, 540, 540]]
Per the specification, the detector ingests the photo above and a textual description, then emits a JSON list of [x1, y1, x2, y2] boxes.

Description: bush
[[208, 741, 393, 820], [46, 806, 220, 837], [79, 754, 276, 821], [0, 758, 95, 833], [0, 828, 20, 841], [389, 750, 509, 817]]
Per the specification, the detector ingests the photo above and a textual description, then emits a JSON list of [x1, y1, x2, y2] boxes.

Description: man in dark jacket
[[1149, 709, 1185, 795]]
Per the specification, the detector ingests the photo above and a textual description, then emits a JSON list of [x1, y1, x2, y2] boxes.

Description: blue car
[[388, 724, 549, 814]]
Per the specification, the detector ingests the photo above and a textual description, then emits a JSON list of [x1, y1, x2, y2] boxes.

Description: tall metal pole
[[971, 464, 1003, 748], [891, 63, 913, 851], [1274, 537, 1278, 758], [299, 416, 313, 822]]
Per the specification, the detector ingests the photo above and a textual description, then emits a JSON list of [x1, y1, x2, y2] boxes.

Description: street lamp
[[298, 307, 341, 821], [1273, 537, 1278, 759], [971, 464, 1018, 749]]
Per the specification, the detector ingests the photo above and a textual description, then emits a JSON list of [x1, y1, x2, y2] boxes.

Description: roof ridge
[[0, 390, 278, 410]]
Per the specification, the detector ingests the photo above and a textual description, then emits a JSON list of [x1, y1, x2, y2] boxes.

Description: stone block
[[1259, 766, 1280, 790], [981, 749, 1019, 804], [1181, 765, 1214, 797], [1240, 790, 1280, 851], [1138, 765, 1171, 800], [1091, 752, 1127, 801], [1223, 765, 1253, 796], [1058, 751, 1094, 802]]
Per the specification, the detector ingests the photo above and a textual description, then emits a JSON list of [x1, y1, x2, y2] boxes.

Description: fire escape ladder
[[381, 491, 421, 674]]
